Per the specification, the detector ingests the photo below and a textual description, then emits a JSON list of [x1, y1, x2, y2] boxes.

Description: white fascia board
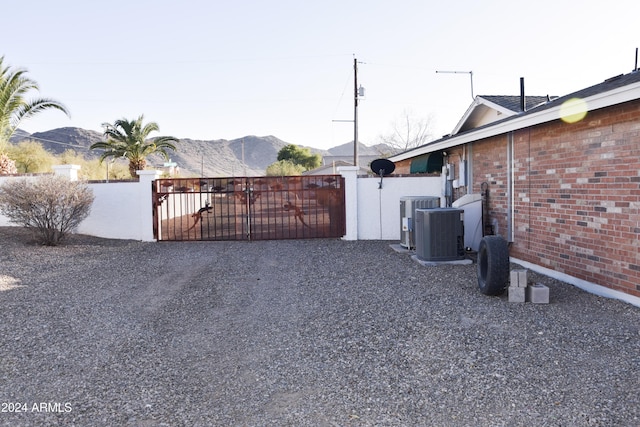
[[390, 81, 640, 162], [450, 97, 516, 135], [450, 98, 481, 135]]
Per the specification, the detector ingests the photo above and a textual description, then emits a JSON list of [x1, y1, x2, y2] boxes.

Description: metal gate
[[153, 175, 345, 241]]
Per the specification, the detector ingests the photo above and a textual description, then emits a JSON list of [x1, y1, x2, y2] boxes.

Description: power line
[[21, 53, 355, 67], [13, 134, 90, 150], [332, 68, 353, 119]]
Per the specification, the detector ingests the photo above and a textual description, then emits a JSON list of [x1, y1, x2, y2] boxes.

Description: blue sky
[[4, 0, 639, 150]]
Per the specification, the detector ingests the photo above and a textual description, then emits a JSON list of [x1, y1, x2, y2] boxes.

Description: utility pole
[[333, 56, 364, 167], [353, 57, 359, 167], [242, 138, 246, 177]]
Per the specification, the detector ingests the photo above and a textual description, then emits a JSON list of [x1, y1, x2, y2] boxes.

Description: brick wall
[[394, 159, 411, 175], [470, 99, 640, 297], [470, 136, 509, 236]]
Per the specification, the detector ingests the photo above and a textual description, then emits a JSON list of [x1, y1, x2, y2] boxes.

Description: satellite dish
[[370, 158, 396, 189], [370, 158, 395, 176]]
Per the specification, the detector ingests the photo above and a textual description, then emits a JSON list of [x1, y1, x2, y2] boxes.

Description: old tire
[[477, 235, 509, 295]]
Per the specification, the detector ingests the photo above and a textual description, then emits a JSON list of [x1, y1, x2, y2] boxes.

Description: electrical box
[[447, 164, 455, 181], [459, 160, 467, 187]]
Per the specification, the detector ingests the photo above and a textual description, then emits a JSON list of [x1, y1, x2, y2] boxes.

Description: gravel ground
[[0, 226, 639, 427]]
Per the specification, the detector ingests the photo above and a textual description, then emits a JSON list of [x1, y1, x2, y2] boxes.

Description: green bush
[[0, 175, 95, 245], [266, 160, 305, 176]]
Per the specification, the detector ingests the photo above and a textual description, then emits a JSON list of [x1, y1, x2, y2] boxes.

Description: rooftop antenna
[[436, 70, 474, 100], [635, 47, 638, 72]]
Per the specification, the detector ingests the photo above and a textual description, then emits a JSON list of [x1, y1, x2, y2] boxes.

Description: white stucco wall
[[356, 175, 442, 240], [76, 181, 146, 240], [0, 168, 159, 241], [337, 166, 442, 241], [2, 166, 440, 243]]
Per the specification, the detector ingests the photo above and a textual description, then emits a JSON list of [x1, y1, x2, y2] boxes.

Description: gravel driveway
[[0, 227, 639, 426]]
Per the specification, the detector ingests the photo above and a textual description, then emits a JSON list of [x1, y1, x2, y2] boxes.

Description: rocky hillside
[[10, 127, 391, 176], [327, 140, 395, 157], [166, 135, 298, 176]]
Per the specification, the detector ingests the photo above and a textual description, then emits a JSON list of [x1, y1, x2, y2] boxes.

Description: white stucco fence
[[338, 166, 441, 240], [76, 170, 159, 241], [0, 165, 441, 242], [0, 166, 159, 241]]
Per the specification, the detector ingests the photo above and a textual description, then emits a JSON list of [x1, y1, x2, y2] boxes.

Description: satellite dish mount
[[370, 158, 396, 189]]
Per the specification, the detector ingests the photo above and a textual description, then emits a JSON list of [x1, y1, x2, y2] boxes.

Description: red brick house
[[389, 71, 640, 302]]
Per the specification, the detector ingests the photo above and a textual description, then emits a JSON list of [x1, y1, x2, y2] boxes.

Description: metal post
[[354, 57, 359, 167]]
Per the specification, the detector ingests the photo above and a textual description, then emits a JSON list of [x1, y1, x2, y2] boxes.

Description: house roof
[[390, 70, 640, 162], [451, 95, 553, 134], [482, 95, 551, 112]]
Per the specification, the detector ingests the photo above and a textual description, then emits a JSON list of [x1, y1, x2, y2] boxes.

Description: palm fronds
[[0, 56, 69, 145]]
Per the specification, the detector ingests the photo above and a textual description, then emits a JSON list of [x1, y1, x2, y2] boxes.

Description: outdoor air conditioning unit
[[415, 208, 465, 261], [400, 196, 440, 249]]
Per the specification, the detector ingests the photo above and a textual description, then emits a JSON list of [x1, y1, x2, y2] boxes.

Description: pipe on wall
[[507, 132, 515, 242]]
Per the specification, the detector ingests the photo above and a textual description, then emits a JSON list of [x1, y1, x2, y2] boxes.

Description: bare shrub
[[0, 175, 94, 245]]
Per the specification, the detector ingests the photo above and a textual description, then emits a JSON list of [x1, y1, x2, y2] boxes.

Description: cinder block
[[526, 283, 550, 304], [510, 269, 528, 288], [508, 286, 526, 303]]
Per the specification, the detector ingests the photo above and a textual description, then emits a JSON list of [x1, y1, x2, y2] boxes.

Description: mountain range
[[10, 127, 391, 176]]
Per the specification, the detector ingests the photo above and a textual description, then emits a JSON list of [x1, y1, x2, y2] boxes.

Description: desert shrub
[[0, 175, 95, 245]]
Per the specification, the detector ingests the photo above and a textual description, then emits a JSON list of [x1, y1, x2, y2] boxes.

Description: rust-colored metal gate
[[153, 175, 345, 241]]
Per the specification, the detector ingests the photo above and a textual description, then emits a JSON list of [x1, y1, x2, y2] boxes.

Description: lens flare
[[560, 98, 588, 123]]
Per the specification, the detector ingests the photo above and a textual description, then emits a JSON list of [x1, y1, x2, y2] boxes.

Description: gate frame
[[153, 174, 346, 241]]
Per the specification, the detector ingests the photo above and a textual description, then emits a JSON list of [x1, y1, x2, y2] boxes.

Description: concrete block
[[510, 269, 528, 288], [508, 286, 526, 303], [526, 283, 550, 304]]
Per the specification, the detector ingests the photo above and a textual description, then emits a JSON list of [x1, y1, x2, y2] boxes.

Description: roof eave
[[450, 96, 517, 135], [389, 80, 640, 162]]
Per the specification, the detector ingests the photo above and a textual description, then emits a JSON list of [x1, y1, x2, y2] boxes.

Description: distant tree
[[266, 160, 305, 176], [58, 149, 129, 180], [378, 109, 434, 154], [90, 115, 179, 178], [277, 144, 321, 171], [6, 140, 55, 173], [0, 56, 69, 149]]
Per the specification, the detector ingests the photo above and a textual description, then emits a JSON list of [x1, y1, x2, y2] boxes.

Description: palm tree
[[0, 56, 69, 171], [90, 115, 179, 178]]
